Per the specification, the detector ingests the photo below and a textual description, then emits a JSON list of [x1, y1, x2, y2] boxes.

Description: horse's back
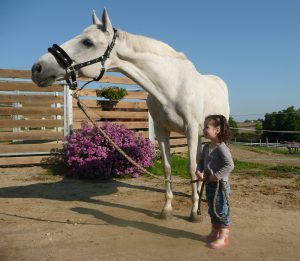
[[203, 74, 228, 95], [202, 74, 230, 119]]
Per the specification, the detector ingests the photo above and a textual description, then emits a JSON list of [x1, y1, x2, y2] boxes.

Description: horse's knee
[[164, 166, 171, 176], [165, 192, 173, 201]]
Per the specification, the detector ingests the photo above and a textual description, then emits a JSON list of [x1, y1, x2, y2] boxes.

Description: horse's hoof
[[189, 212, 203, 223], [160, 209, 173, 219]]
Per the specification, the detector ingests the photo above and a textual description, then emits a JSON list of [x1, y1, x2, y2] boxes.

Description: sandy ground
[[0, 147, 300, 261]]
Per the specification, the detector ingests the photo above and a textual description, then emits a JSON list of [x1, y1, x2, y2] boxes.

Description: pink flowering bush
[[63, 122, 155, 178]]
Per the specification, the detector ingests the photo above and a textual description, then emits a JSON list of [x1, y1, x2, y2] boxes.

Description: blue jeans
[[206, 180, 231, 227]]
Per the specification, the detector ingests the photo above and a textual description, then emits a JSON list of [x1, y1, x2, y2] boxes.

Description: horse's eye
[[82, 39, 94, 47]]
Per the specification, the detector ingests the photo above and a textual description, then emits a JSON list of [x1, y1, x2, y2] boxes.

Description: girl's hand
[[208, 168, 219, 182], [195, 170, 205, 181], [208, 174, 219, 182]]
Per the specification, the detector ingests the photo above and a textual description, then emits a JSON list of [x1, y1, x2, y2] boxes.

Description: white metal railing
[[231, 141, 300, 148], [63, 84, 73, 138]]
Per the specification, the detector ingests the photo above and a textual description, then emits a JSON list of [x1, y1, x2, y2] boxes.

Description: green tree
[[262, 106, 300, 142], [255, 121, 263, 136], [229, 116, 239, 140]]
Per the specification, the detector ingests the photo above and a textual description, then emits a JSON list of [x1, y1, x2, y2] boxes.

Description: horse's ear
[[102, 7, 113, 32], [92, 10, 101, 25]]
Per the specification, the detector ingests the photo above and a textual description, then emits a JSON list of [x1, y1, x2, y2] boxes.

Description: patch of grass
[[147, 160, 164, 176], [232, 159, 278, 178], [233, 159, 267, 171], [232, 159, 298, 178], [146, 154, 190, 179], [269, 165, 300, 174]]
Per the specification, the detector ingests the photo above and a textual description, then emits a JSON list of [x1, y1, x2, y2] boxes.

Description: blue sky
[[0, 0, 299, 121]]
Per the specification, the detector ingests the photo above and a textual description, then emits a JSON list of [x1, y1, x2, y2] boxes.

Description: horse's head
[[32, 8, 117, 87]]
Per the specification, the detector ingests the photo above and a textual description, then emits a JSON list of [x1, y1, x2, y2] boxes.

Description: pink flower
[[63, 121, 155, 178]]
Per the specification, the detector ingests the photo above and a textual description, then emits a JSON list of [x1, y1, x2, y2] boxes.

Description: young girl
[[196, 115, 234, 249]]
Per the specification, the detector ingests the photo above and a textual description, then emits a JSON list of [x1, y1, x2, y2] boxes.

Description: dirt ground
[[0, 147, 300, 261]]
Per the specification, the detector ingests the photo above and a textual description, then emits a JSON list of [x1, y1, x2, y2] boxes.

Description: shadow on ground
[[0, 166, 205, 241]]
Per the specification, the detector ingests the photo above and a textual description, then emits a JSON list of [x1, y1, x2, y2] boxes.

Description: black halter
[[48, 28, 118, 90]]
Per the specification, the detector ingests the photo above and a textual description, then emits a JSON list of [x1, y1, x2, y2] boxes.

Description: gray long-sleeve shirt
[[197, 142, 234, 181]]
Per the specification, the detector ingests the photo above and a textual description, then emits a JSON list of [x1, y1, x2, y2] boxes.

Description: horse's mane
[[118, 30, 187, 60]]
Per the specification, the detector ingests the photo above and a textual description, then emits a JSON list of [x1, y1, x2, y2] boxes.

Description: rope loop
[[197, 179, 231, 220]]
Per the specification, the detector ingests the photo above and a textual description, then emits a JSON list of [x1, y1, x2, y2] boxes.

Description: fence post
[[12, 90, 22, 143], [52, 93, 62, 132], [64, 85, 73, 138], [148, 112, 155, 142]]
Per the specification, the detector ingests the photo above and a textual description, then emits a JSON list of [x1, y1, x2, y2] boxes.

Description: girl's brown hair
[[205, 114, 231, 143]]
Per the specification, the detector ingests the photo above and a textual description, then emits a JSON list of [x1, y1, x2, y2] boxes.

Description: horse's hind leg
[[156, 127, 173, 219]]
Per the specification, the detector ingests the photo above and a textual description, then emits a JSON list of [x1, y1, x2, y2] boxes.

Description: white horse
[[32, 8, 230, 221]]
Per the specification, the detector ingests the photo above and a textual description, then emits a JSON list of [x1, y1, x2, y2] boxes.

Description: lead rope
[[213, 180, 230, 219], [197, 179, 230, 219]]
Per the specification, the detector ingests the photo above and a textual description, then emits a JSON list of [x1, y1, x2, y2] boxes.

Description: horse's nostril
[[32, 63, 42, 73]]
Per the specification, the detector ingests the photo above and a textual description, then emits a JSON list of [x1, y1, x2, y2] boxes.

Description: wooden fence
[[0, 69, 188, 166]]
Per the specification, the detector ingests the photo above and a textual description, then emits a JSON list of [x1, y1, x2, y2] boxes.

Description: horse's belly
[[158, 111, 184, 133], [148, 99, 184, 133]]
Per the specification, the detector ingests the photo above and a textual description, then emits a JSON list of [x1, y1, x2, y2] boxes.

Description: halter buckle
[[69, 82, 78, 90], [66, 65, 76, 75], [66, 79, 78, 90]]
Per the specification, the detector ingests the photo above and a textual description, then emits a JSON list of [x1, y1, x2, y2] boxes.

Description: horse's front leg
[[187, 128, 202, 222], [156, 128, 173, 219]]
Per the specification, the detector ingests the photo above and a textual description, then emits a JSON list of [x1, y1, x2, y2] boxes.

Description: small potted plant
[[96, 86, 128, 110]]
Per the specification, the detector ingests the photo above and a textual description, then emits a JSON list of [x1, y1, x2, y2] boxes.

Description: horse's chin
[[32, 76, 55, 87], [32, 75, 65, 87]]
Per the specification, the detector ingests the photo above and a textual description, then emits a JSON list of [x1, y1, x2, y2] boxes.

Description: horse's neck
[[114, 31, 189, 103]]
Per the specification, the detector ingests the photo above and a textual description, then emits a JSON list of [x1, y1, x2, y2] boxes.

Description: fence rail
[[0, 69, 188, 166], [232, 141, 300, 153]]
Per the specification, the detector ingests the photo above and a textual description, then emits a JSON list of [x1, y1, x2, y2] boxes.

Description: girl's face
[[203, 120, 220, 141]]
